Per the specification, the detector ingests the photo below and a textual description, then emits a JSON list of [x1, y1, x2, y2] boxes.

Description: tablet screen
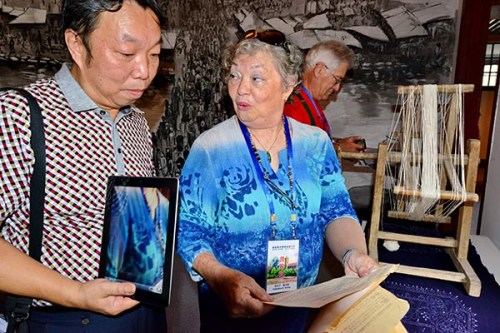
[[99, 176, 179, 306]]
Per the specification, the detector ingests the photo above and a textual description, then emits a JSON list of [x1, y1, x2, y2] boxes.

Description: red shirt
[[284, 86, 331, 136]]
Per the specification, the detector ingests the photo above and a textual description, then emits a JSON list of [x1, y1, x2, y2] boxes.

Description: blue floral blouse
[[177, 115, 357, 290]]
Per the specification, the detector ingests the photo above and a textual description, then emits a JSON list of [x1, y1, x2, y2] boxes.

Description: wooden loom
[[366, 84, 482, 297]]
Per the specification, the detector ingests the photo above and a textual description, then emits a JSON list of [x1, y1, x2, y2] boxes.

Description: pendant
[[266, 151, 272, 162]]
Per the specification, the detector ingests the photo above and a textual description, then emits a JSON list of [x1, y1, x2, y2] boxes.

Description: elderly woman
[[176, 30, 378, 332]]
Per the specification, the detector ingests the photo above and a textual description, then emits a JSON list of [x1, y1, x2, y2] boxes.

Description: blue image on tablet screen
[[105, 186, 169, 293]]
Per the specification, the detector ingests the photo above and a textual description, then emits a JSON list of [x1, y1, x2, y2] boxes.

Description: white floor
[[469, 202, 500, 285], [470, 235, 500, 286]]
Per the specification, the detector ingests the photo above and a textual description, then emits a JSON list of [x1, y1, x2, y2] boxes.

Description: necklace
[[248, 122, 282, 163], [239, 116, 297, 238]]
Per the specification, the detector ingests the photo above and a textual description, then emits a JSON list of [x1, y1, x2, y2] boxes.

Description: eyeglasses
[[323, 64, 345, 87], [244, 29, 289, 52]]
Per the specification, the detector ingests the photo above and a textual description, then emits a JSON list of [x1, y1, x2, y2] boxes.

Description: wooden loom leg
[[453, 139, 481, 296], [368, 143, 388, 261], [456, 139, 480, 259]]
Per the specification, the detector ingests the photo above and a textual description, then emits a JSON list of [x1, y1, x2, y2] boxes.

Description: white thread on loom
[[385, 84, 468, 222], [441, 84, 467, 217], [415, 84, 439, 218]]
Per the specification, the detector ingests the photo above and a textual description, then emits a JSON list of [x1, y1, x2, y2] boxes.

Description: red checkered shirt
[[0, 64, 155, 306]]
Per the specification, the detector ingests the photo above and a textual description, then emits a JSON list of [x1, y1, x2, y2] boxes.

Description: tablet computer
[[99, 176, 179, 306]]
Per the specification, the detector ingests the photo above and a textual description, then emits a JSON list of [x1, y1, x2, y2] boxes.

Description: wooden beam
[[384, 263, 467, 283], [392, 186, 479, 202], [378, 231, 457, 248], [387, 211, 451, 223], [397, 84, 474, 94]]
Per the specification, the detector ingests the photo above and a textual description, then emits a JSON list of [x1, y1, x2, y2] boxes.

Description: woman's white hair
[[222, 38, 304, 91]]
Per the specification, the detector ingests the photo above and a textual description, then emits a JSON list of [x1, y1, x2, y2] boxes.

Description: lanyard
[[301, 85, 331, 136], [238, 116, 297, 239]]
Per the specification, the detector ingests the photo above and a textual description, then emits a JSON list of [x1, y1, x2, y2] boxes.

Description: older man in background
[[284, 40, 366, 153]]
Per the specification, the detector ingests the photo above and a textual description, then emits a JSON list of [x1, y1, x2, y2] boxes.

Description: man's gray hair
[[304, 40, 355, 72]]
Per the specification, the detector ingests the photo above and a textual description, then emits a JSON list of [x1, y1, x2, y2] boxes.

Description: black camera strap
[[1, 88, 46, 333]]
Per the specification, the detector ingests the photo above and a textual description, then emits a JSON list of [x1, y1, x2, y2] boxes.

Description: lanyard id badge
[[266, 239, 299, 294], [238, 117, 300, 294]]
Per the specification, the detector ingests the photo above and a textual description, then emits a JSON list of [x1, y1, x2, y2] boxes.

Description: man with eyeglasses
[[284, 40, 366, 153]]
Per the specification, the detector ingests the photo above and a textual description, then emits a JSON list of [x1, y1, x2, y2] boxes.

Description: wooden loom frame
[[366, 84, 482, 296]]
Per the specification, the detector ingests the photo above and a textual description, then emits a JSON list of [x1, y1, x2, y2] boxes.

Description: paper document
[[323, 286, 409, 333], [308, 286, 409, 333], [393, 322, 409, 333], [266, 264, 398, 308], [307, 285, 374, 332]]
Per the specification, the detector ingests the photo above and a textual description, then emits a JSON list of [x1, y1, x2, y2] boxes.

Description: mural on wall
[[155, 0, 459, 177], [0, 0, 459, 177], [0, 1, 64, 86]]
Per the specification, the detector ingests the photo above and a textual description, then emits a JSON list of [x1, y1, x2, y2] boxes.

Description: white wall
[[480, 86, 500, 249]]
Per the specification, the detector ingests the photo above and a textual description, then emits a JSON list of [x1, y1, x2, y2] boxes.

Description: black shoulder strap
[[1, 88, 46, 261], [1, 87, 45, 332]]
